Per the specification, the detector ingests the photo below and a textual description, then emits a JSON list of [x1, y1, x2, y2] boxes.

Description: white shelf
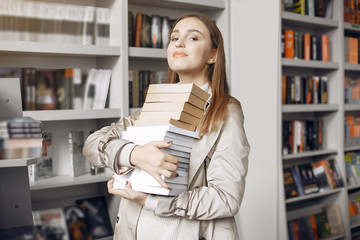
[[129, 47, 167, 60], [23, 108, 121, 121], [345, 146, 360, 152], [345, 104, 360, 111], [344, 22, 360, 33], [282, 104, 339, 113], [347, 183, 360, 191], [282, 149, 338, 160], [285, 188, 342, 204], [129, 0, 225, 10], [282, 58, 339, 69], [0, 40, 121, 57], [281, 11, 339, 29], [344, 63, 360, 72], [0, 157, 39, 168], [30, 171, 113, 190]]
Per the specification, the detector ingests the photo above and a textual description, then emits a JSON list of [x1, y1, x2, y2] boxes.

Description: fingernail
[[167, 140, 173, 144]]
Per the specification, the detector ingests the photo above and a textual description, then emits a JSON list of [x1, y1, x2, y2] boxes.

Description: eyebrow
[[172, 29, 205, 36]]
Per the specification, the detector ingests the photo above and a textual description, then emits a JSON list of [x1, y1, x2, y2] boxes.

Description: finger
[[162, 153, 178, 164], [153, 174, 171, 190], [163, 162, 178, 172], [149, 140, 173, 148], [161, 169, 178, 179]]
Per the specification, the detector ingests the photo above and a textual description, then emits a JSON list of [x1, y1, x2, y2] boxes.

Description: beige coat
[[83, 102, 250, 240]]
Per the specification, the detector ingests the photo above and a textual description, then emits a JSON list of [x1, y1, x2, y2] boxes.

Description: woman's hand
[[107, 178, 148, 206], [130, 141, 178, 189]]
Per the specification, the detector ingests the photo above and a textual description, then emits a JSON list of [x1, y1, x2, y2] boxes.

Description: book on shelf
[[63, 205, 91, 240], [32, 207, 70, 240], [297, 163, 320, 195], [323, 204, 344, 236], [283, 167, 300, 199], [68, 131, 87, 178], [140, 13, 151, 48], [95, 7, 110, 46], [75, 196, 114, 239], [0, 117, 43, 159], [134, 12, 142, 47], [314, 211, 331, 239], [28, 132, 53, 182]]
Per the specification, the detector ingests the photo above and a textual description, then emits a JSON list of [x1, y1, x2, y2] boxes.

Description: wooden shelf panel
[[282, 104, 339, 113], [30, 171, 113, 190], [24, 108, 121, 121], [285, 188, 342, 204], [282, 149, 338, 160], [0, 40, 121, 57], [282, 58, 339, 69], [129, 47, 167, 60], [0, 157, 39, 168], [129, 0, 225, 10], [281, 11, 339, 29]]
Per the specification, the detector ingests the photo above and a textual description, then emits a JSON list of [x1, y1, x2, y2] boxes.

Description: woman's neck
[[178, 73, 208, 87]]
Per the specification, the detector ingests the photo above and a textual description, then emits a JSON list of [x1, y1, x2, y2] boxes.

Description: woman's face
[[167, 17, 214, 78]]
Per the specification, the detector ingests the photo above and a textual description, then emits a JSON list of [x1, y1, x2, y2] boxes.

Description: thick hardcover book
[[145, 93, 206, 109], [284, 29, 294, 58], [28, 132, 53, 182], [75, 196, 114, 239], [134, 118, 197, 132], [291, 165, 305, 196], [134, 12, 142, 47], [323, 204, 345, 235], [283, 167, 300, 199], [32, 208, 70, 240], [297, 163, 320, 195], [147, 83, 210, 102], [68, 131, 87, 178], [314, 211, 331, 239], [140, 14, 151, 47], [142, 102, 204, 118], [312, 161, 331, 192], [139, 111, 201, 126]]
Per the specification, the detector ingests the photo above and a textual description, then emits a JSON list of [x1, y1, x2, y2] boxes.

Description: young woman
[[83, 14, 250, 240]]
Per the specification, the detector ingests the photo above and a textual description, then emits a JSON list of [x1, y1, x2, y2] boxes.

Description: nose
[[175, 37, 185, 48]]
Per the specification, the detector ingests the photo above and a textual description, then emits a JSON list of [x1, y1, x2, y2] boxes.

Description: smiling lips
[[173, 52, 187, 57]]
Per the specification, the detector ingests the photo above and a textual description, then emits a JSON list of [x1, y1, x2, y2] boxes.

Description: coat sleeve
[[144, 105, 250, 220], [82, 111, 140, 174]]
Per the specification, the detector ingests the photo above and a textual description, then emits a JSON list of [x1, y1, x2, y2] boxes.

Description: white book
[[113, 168, 188, 196], [121, 131, 195, 146], [124, 124, 199, 139], [68, 131, 87, 178], [93, 69, 112, 109]]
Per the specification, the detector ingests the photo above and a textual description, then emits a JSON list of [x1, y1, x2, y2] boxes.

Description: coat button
[[116, 216, 119, 223]]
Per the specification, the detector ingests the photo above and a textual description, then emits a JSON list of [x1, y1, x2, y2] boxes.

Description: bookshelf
[[0, 0, 230, 235], [230, 0, 354, 239]]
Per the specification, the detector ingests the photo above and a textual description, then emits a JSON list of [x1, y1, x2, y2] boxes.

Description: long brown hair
[[168, 14, 238, 135]]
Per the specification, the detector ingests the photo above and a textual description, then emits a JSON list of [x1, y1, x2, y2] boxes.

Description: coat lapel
[[188, 124, 222, 185]]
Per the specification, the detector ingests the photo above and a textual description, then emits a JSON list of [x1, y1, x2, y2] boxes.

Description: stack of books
[[0, 117, 43, 159], [113, 83, 210, 196]]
